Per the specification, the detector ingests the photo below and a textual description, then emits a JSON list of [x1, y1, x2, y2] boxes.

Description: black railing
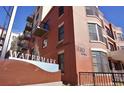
[[79, 72, 124, 86]]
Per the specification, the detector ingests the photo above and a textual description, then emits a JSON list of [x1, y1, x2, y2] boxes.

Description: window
[[97, 25, 103, 42], [88, 23, 104, 42], [58, 53, 64, 73], [43, 21, 49, 31], [103, 37, 108, 48], [88, 23, 98, 40], [86, 6, 99, 17], [58, 25, 64, 41], [59, 6, 64, 17], [114, 63, 122, 70], [92, 51, 110, 72]]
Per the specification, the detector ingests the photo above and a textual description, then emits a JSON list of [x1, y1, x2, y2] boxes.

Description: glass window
[[58, 25, 64, 41], [43, 21, 49, 31], [88, 23, 98, 40], [88, 23, 104, 42], [114, 63, 122, 70], [86, 6, 99, 17], [58, 53, 64, 73], [97, 25, 104, 42], [59, 6, 64, 17], [92, 51, 110, 72], [101, 52, 110, 72], [92, 52, 102, 72]]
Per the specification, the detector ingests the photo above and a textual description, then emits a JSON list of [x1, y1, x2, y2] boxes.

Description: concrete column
[[0, 6, 17, 59]]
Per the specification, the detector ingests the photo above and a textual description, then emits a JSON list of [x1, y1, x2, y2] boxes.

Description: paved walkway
[[25, 81, 64, 86]]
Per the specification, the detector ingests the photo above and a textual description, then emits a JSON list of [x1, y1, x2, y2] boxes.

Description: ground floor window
[[58, 53, 64, 73], [114, 62, 122, 70], [92, 51, 110, 72]]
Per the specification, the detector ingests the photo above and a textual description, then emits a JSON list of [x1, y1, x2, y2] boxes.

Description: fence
[[79, 72, 124, 86]]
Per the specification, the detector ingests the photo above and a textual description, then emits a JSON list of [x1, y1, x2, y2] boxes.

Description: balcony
[[79, 72, 124, 86], [108, 50, 124, 62], [27, 16, 33, 23], [25, 22, 33, 31], [34, 23, 49, 36], [23, 31, 32, 40], [106, 29, 115, 40], [17, 40, 29, 50]]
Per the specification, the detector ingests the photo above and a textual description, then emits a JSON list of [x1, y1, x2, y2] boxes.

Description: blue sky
[[12, 6, 36, 33], [99, 6, 124, 32], [0, 6, 13, 29]]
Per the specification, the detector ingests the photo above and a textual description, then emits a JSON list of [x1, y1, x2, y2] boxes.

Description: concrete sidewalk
[[25, 81, 64, 86]]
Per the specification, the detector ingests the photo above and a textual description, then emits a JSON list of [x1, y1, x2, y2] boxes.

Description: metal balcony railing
[[34, 23, 49, 36], [79, 72, 124, 86], [25, 22, 32, 31], [17, 40, 29, 50], [24, 32, 32, 40], [27, 16, 33, 23], [106, 30, 115, 40]]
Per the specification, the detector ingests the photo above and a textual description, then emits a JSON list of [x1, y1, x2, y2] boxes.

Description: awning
[[108, 50, 124, 62]]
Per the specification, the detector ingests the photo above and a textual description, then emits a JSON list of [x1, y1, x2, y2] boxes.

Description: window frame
[[86, 6, 99, 17], [88, 23, 104, 43], [58, 6, 64, 17], [58, 24, 64, 42], [88, 23, 98, 41], [58, 52, 64, 73], [92, 51, 110, 72]]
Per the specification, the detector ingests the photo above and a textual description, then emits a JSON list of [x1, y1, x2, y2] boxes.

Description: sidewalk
[[25, 81, 64, 86]]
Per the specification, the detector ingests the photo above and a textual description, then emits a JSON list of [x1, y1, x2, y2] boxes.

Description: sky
[[12, 6, 36, 33], [99, 6, 124, 33], [0, 6, 36, 33], [0, 6, 13, 29], [0, 6, 124, 34]]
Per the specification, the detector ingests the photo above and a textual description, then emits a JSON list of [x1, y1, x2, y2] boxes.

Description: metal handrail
[[79, 72, 124, 86]]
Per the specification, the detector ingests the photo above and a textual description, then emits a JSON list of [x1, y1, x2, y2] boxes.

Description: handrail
[[79, 72, 124, 86]]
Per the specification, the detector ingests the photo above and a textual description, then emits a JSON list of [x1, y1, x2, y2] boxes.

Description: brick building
[[21, 6, 124, 85]]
